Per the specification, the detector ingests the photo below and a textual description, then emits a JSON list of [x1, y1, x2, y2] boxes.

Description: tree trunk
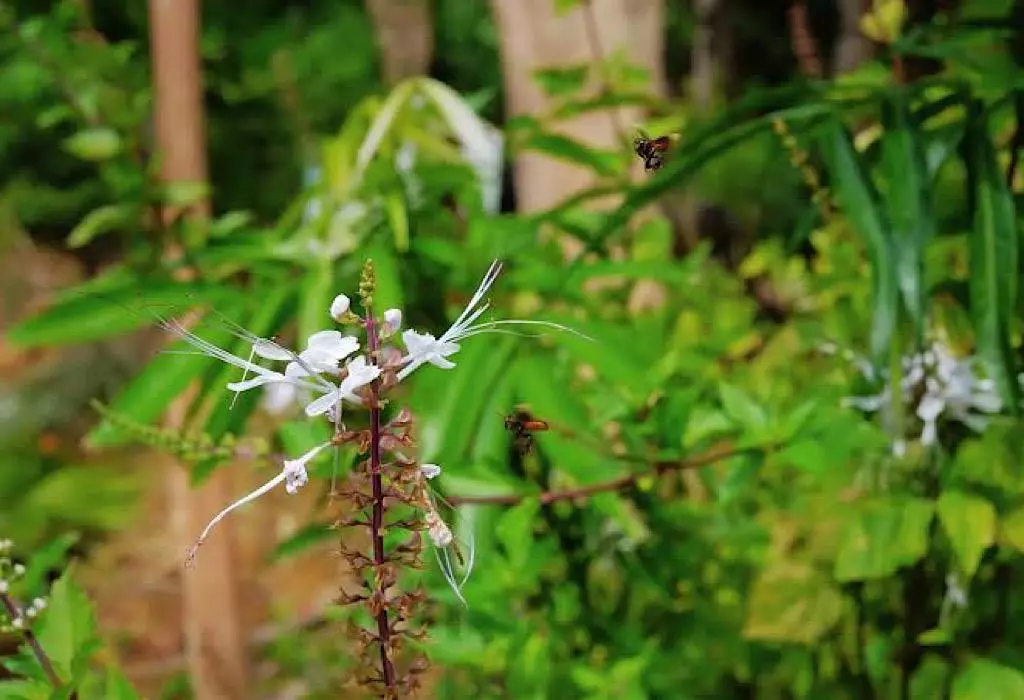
[[833, 0, 873, 74], [148, 0, 248, 697], [490, 0, 666, 215], [366, 0, 435, 83]]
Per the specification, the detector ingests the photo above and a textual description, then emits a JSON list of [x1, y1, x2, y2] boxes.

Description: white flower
[[382, 308, 402, 337], [421, 463, 441, 479], [188, 442, 330, 563], [330, 294, 351, 321], [424, 510, 453, 548], [0, 581, 7, 594], [840, 337, 1005, 449], [161, 317, 365, 418], [11, 617, 22, 629], [31, 598, 45, 611], [12, 564, 24, 577], [396, 260, 587, 381], [0, 539, 11, 552], [303, 355, 382, 418]]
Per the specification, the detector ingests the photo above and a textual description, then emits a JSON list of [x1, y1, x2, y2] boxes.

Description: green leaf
[[823, 119, 899, 363], [6, 276, 239, 348], [999, 505, 1024, 553], [553, 0, 583, 14], [937, 489, 995, 577], [718, 382, 768, 434], [34, 571, 97, 681], [743, 562, 843, 644], [532, 65, 590, 98], [880, 94, 934, 338], [520, 132, 619, 177], [161, 181, 210, 207], [0, 679, 51, 700], [952, 658, 1024, 700], [385, 192, 409, 251], [835, 496, 934, 581], [65, 204, 138, 249], [912, 655, 951, 700], [496, 499, 540, 570], [62, 128, 121, 161], [964, 102, 1020, 412]]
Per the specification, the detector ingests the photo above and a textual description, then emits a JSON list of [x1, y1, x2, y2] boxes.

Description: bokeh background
[[2, 0, 1024, 698]]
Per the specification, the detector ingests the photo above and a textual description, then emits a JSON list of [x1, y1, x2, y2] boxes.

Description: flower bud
[[330, 294, 351, 322], [382, 308, 402, 336], [421, 463, 441, 479]]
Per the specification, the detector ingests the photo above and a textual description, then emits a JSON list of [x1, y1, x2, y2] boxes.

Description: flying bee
[[504, 408, 550, 456], [633, 131, 678, 172]]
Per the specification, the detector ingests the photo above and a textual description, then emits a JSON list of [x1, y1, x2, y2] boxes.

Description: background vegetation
[[2, 0, 1024, 698]]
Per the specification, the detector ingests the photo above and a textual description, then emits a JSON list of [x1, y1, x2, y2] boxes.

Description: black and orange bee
[[633, 132, 678, 172], [504, 408, 550, 456]]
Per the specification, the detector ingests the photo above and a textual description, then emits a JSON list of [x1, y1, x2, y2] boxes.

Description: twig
[[0, 592, 66, 693], [447, 442, 773, 506]]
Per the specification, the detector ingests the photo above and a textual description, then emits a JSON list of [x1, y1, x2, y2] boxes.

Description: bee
[[633, 132, 678, 172], [504, 408, 550, 456]]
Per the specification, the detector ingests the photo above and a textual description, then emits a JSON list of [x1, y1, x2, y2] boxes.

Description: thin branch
[[0, 592, 66, 692], [448, 442, 774, 506]]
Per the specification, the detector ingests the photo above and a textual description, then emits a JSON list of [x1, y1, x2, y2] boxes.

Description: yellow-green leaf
[[937, 490, 995, 578], [999, 506, 1024, 553], [63, 127, 122, 161], [743, 561, 843, 644], [953, 659, 1024, 700], [835, 497, 934, 581]]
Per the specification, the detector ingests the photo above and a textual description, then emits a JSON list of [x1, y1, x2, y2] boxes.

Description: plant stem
[[0, 592, 65, 691], [448, 442, 775, 506], [365, 310, 395, 690]]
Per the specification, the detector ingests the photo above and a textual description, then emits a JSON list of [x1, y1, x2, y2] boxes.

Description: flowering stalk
[[0, 540, 61, 693], [157, 257, 579, 695], [364, 297, 396, 689]]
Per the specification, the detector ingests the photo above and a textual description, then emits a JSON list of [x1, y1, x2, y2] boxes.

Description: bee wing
[[651, 136, 673, 151]]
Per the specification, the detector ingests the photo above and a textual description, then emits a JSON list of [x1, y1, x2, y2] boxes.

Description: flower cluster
[[0, 539, 48, 634], [828, 337, 1006, 454]]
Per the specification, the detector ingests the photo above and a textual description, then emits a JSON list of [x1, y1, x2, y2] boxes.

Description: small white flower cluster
[[0, 539, 47, 633], [829, 337, 1005, 453]]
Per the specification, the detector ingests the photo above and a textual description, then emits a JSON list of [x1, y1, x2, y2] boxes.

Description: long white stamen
[[230, 343, 259, 409], [186, 471, 286, 566]]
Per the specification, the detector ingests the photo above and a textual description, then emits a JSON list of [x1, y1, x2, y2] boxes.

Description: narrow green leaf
[[964, 103, 1020, 412], [65, 204, 138, 249], [62, 128, 121, 161], [385, 192, 409, 252], [520, 132, 619, 177], [937, 489, 995, 577], [880, 94, 934, 339], [823, 119, 899, 363]]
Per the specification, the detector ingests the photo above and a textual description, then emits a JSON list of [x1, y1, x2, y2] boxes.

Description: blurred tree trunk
[[366, 0, 434, 82], [833, 0, 873, 74], [148, 0, 248, 697], [490, 0, 666, 215]]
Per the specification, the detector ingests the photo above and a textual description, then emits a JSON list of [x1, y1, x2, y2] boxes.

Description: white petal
[[427, 355, 457, 370], [253, 340, 294, 361], [307, 330, 344, 349], [421, 463, 441, 479], [402, 329, 436, 355], [305, 390, 341, 417], [226, 373, 285, 392], [330, 294, 351, 321], [917, 394, 945, 422]]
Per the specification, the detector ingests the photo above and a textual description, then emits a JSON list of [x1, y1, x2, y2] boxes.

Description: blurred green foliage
[[3, 0, 1024, 698]]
